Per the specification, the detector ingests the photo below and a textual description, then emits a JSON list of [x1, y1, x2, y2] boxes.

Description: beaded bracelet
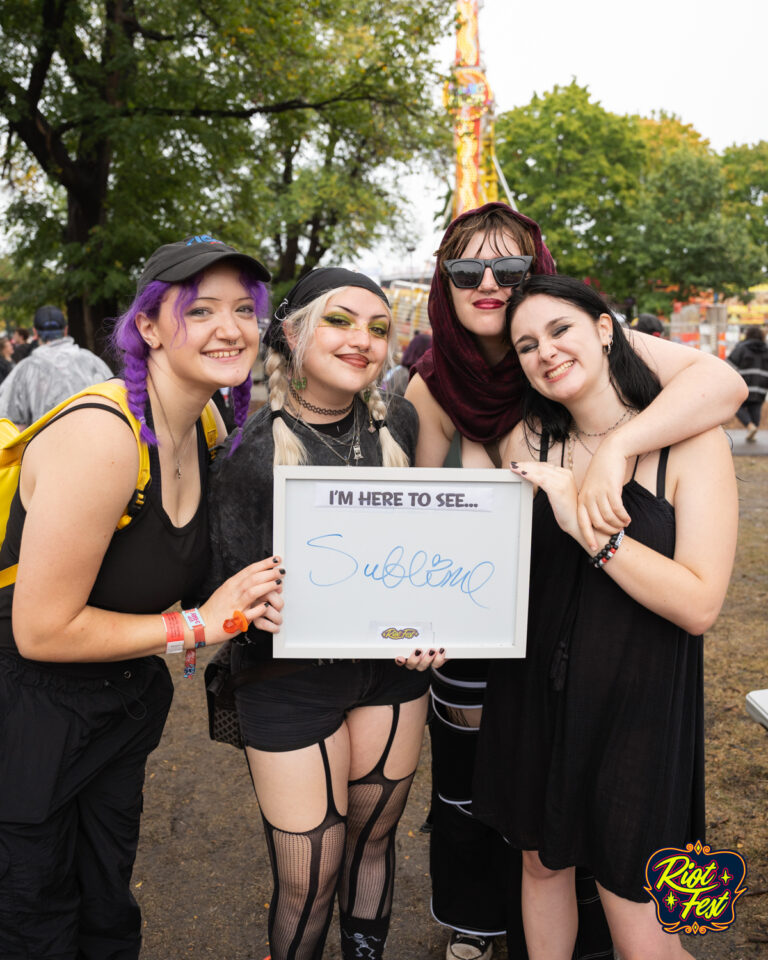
[[181, 608, 207, 678], [590, 529, 625, 569]]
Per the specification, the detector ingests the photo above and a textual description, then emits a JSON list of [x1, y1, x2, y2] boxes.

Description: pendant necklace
[[567, 408, 637, 470], [293, 404, 364, 465], [149, 376, 195, 480]]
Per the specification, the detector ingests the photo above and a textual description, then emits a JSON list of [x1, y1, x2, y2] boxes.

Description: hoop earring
[[291, 375, 307, 391], [603, 339, 613, 356]]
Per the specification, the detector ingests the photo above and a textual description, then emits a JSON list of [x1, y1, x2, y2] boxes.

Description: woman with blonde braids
[[207, 267, 443, 960]]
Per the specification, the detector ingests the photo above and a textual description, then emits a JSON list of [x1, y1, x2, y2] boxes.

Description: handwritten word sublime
[[306, 535, 494, 608]]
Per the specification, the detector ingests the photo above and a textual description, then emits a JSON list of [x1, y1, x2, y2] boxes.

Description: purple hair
[[110, 270, 268, 451]]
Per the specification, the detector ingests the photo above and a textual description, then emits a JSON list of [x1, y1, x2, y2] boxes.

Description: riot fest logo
[[645, 840, 747, 935]]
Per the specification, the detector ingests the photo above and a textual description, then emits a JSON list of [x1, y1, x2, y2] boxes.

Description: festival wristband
[[182, 608, 206, 648], [161, 611, 185, 654], [183, 647, 197, 679], [181, 608, 206, 679]]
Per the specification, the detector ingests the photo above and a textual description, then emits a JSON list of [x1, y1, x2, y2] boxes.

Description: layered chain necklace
[[149, 376, 196, 480], [293, 403, 364, 465], [567, 407, 636, 470]]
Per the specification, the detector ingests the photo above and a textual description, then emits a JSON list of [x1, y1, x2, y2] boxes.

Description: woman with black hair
[[473, 275, 738, 960]]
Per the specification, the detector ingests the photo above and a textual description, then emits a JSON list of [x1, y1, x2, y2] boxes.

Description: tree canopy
[[0, 0, 453, 345], [496, 81, 766, 313]]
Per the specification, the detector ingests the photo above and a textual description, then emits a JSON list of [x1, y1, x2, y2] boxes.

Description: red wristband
[[181, 609, 206, 678], [161, 612, 185, 654], [182, 608, 206, 648]]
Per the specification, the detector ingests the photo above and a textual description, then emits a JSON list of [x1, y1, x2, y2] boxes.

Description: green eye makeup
[[320, 314, 390, 339]]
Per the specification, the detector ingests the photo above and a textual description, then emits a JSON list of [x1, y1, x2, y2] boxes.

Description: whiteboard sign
[[273, 467, 531, 658]]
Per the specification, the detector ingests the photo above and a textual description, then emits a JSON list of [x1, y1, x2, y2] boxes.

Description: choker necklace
[[574, 407, 633, 438], [149, 375, 195, 480], [289, 384, 354, 417], [294, 404, 363, 465]]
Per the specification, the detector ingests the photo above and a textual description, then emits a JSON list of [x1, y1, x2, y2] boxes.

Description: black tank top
[[0, 403, 210, 656]]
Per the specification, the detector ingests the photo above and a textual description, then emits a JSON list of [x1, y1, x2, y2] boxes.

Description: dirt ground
[[133, 454, 768, 960]]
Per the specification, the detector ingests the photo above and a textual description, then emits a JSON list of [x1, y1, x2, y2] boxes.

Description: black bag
[[204, 642, 245, 750]]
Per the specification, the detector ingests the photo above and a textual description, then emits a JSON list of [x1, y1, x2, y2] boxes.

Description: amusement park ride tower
[[444, 0, 506, 217]]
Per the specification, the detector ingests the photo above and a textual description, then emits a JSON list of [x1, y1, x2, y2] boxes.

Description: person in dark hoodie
[[728, 325, 768, 441]]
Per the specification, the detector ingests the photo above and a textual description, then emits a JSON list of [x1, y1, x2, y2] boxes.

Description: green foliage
[[495, 81, 647, 292], [495, 82, 766, 311], [721, 140, 768, 258], [617, 147, 763, 308], [0, 0, 453, 344]]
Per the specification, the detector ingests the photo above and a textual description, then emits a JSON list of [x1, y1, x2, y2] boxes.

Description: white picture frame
[[272, 466, 532, 658]]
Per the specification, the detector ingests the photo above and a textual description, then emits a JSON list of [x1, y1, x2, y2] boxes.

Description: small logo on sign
[[380, 627, 420, 641], [645, 840, 747, 935]]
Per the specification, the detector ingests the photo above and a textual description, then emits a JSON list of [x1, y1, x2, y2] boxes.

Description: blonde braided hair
[[267, 286, 409, 467]]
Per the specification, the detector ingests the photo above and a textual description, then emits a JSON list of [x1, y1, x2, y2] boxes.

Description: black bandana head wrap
[[411, 202, 556, 444], [263, 267, 390, 361]]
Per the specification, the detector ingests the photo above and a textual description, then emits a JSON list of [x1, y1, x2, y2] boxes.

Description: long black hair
[[506, 275, 662, 444]]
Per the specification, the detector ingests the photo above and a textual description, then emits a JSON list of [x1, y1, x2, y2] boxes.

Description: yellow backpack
[[0, 380, 219, 589]]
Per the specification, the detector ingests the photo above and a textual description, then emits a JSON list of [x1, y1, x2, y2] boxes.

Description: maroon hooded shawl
[[412, 202, 555, 444]]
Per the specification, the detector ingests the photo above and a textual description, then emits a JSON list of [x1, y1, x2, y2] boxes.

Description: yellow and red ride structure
[[444, 0, 499, 218]]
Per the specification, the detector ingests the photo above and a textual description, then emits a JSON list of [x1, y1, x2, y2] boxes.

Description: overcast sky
[[359, 0, 767, 277]]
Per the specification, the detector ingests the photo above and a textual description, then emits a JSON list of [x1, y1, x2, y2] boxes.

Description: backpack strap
[[200, 401, 220, 458], [0, 384, 221, 589]]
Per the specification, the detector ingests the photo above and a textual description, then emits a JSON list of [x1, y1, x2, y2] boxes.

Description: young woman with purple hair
[[0, 236, 283, 959]]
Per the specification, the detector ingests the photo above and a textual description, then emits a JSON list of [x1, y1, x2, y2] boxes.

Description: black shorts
[[234, 659, 429, 752]]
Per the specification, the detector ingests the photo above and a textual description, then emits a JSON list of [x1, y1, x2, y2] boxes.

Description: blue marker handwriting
[[306, 534, 494, 608]]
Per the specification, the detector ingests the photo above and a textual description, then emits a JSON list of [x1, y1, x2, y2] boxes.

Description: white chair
[[745, 690, 768, 730]]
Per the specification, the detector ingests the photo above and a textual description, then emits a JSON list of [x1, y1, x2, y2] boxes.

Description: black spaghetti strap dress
[[472, 446, 706, 902]]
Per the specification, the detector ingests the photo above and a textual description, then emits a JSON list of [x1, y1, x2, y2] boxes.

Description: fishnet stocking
[[260, 742, 346, 960], [337, 704, 417, 959], [339, 776, 414, 921]]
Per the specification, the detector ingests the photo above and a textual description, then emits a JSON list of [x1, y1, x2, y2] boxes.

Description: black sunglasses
[[444, 255, 533, 289]]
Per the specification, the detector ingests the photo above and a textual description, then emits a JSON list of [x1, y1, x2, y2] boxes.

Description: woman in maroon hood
[[407, 201, 744, 536], [404, 202, 745, 960]]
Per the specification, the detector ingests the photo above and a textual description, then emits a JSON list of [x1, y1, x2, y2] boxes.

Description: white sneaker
[[446, 930, 494, 960], [746, 422, 759, 442]]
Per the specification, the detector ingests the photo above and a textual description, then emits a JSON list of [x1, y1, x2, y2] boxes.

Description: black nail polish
[[275, 578, 282, 585], [428, 649, 435, 656], [521, 470, 528, 475], [272, 556, 279, 563], [510, 461, 519, 468], [264, 600, 270, 608], [414, 649, 422, 656], [439, 648, 445, 654], [279, 568, 286, 574]]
